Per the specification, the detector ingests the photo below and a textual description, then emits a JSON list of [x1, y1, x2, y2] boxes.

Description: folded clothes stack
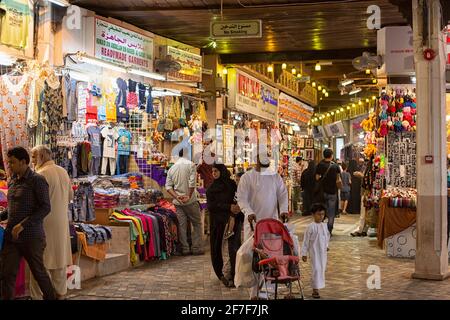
[[94, 188, 120, 209], [74, 223, 113, 245]]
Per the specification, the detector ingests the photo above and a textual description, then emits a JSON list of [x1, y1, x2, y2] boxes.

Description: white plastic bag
[[235, 236, 257, 288], [285, 223, 300, 256]]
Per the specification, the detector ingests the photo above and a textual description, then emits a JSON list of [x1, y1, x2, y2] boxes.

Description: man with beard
[[237, 148, 289, 299]]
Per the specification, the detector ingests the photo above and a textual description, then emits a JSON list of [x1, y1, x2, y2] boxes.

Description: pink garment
[[15, 259, 26, 297]]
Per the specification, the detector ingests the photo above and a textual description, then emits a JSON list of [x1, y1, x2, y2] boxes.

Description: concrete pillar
[[412, 0, 449, 280]]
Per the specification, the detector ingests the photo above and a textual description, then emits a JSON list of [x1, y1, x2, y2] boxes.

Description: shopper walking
[[301, 160, 316, 216], [301, 203, 330, 299], [0, 147, 56, 300], [340, 163, 351, 215], [30, 145, 73, 300], [292, 157, 304, 214], [206, 164, 243, 288], [165, 149, 204, 255], [314, 148, 341, 236], [351, 158, 370, 237], [237, 154, 289, 299]]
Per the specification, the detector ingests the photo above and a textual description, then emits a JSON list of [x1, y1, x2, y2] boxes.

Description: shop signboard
[[278, 92, 314, 125], [94, 17, 154, 72], [324, 121, 346, 137], [210, 20, 262, 39], [165, 46, 202, 83], [227, 69, 279, 122]]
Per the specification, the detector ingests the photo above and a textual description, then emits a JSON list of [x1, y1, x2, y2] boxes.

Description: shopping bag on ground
[[235, 236, 257, 288]]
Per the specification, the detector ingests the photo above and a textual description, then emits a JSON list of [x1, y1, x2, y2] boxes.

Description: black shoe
[[351, 232, 362, 237], [361, 232, 367, 237], [220, 276, 229, 287]]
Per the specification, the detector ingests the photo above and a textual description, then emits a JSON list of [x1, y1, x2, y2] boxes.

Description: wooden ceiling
[[71, 0, 410, 55], [69, 0, 450, 110]]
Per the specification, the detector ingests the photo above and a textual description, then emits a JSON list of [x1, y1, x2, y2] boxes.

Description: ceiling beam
[[219, 48, 377, 64]]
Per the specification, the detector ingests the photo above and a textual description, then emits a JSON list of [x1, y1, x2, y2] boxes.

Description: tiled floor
[[67, 214, 450, 300]]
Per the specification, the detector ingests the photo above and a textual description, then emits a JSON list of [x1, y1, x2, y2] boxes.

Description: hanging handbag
[[336, 171, 343, 190]]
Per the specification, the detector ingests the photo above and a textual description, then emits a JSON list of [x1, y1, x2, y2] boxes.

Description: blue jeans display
[[116, 155, 129, 175], [72, 182, 95, 222], [90, 156, 101, 176], [324, 193, 338, 234]]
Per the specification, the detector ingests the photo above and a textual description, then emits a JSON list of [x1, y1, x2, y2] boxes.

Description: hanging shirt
[[236, 168, 289, 240], [101, 126, 118, 158], [87, 125, 102, 158], [301, 222, 330, 290], [104, 92, 117, 123], [117, 128, 132, 156], [0, 0, 31, 49]]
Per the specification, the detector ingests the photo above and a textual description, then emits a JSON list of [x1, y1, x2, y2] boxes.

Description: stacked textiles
[[94, 189, 120, 209]]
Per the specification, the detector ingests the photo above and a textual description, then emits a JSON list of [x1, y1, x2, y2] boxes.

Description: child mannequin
[[301, 203, 330, 299]]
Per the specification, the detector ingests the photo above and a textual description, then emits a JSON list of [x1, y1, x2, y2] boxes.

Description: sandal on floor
[[312, 291, 320, 299]]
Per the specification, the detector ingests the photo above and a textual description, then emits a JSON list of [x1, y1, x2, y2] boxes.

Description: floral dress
[[0, 74, 30, 177]]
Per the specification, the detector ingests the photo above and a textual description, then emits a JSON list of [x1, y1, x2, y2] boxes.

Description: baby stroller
[[251, 218, 304, 300]]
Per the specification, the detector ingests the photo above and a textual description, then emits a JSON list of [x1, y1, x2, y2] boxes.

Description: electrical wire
[[236, 0, 363, 9]]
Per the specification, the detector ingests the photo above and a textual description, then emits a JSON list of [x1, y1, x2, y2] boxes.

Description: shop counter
[[377, 197, 416, 249]]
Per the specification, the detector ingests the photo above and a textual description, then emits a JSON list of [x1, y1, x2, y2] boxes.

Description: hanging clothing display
[[0, 74, 30, 176], [42, 78, 64, 156]]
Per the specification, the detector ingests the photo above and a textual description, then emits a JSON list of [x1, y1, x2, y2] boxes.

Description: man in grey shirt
[[166, 149, 204, 255]]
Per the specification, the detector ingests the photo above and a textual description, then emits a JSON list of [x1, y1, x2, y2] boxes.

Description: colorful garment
[[42, 80, 64, 157], [0, 74, 30, 177], [0, 0, 31, 49]]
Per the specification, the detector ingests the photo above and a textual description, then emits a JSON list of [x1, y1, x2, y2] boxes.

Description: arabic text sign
[[278, 93, 314, 125], [211, 20, 262, 39], [95, 17, 154, 72], [235, 70, 279, 121], [166, 46, 202, 82]]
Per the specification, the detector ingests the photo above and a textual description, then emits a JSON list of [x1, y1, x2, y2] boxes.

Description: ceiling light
[[346, 106, 351, 110], [366, 98, 370, 103], [336, 110, 340, 114], [318, 85, 322, 91], [352, 103, 356, 108], [282, 63, 287, 70], [48, 0, 70, 6], [76, 53, 127, 73], [320, 97, 323, 101], [292, 68, 297, 75], [325, 92, 329, 97], [312, 82, 316, 87], [359, 100, 362, 105], [411, 76, 417, 84], [340, 107, 344, 112], [331, 111, 334, 115], [267, 65, 273, 73], [297, 73, 302, 78], [326, 113, 330, 117], [222, 68, 228, 75], [372, 96, 377, 100], [349, 87, 362, 95], [322, 89, 326, 94], [340, 79, 354, 87], [372, 79, 377, 84], [315, 63, 321, 71], [366, 69, 371, 75], [0, 52, 15, 66], [129, 68, 166, 81]]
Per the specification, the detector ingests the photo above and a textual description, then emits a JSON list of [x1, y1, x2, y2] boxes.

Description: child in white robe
[[301, 203, 330, 299]]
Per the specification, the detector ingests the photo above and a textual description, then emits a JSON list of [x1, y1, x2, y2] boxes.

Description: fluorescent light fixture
[[129, 68, 166, 81], [0, 53, 15, 66], [152, 87, 181, 97], [69, 70, 90, 82], [77, 54, 127, 73], [340, 79, 354, 86], [349, 87, 362, 95], [48, 0, 70, 6]]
